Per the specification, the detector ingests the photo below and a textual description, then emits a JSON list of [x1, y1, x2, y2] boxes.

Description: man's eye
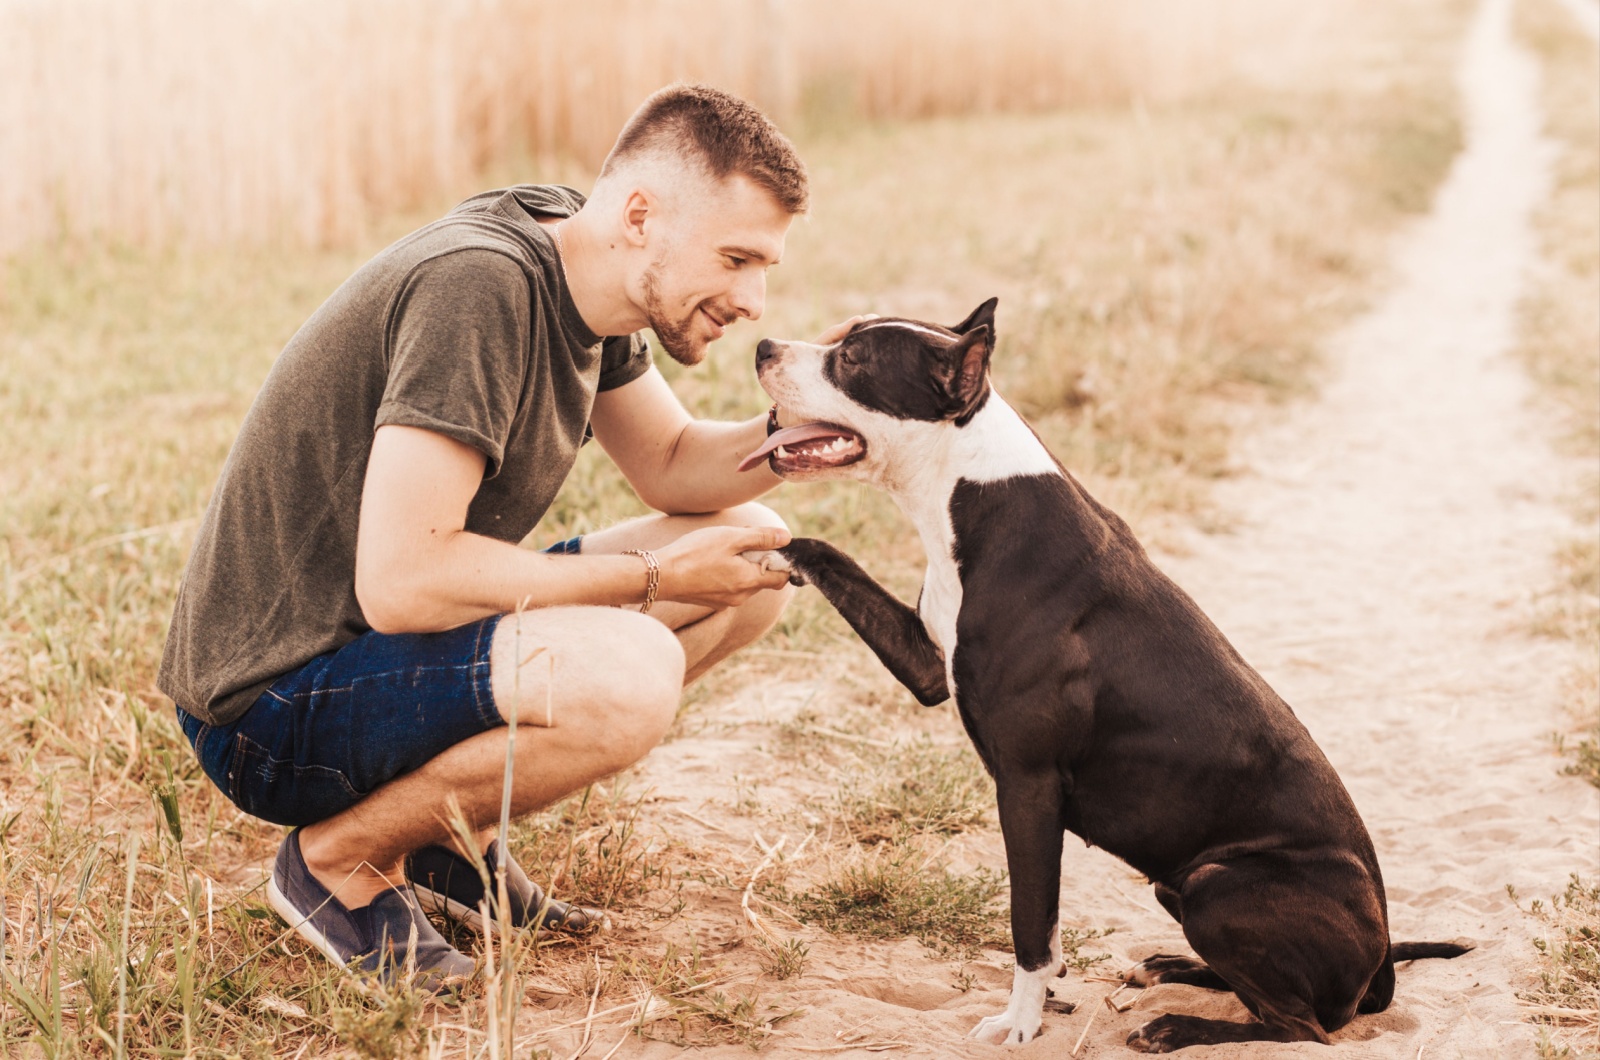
[[726, 256, 746, 269]]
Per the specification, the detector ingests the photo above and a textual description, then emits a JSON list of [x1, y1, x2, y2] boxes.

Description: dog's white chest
[[918, 533, 963, 695]]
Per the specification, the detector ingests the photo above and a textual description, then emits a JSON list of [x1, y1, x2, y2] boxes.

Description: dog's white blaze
[[757, 342, 1061, 696], [853, 319, 952, 341], [897, 395, 1060, 694]]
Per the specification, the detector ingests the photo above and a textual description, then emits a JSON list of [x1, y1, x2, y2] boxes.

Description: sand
[[514, 0, 1598, 1055]]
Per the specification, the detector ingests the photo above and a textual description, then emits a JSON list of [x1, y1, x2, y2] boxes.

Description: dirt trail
[[1123, 0, 1599, 1053], [552, 0, 1597, 1055]]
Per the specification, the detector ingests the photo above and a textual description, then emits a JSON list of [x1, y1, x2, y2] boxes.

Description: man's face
[[638, 174, 793, 366]]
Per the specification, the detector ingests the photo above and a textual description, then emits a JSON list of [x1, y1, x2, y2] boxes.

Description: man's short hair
[[601, 84, 809, 214]]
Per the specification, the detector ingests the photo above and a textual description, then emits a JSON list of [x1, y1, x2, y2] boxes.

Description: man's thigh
[[178, 617, 507, 827]]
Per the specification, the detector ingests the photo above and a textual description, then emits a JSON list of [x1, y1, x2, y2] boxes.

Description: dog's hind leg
[[1128, 854, 1387, 1051], [1124, 954, 1235, 992], [969, 770, 1067, 1046]]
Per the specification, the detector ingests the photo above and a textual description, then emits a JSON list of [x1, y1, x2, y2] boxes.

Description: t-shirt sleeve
[[598, 331, 654, 391], [377, 250, 530, 478]]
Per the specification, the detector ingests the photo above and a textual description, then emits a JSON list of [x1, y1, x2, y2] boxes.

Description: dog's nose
[[755, 338, 780, 368]]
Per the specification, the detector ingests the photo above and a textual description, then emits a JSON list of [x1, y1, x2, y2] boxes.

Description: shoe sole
[[266, 875, 366, 976]]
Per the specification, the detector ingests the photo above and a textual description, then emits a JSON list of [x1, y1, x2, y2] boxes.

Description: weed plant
[[1512, 876, 1600, 1058]]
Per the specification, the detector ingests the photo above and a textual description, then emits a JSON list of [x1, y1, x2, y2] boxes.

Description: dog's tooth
[[776, 445, 789, 458]]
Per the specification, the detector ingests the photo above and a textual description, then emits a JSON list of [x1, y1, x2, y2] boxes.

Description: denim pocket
[[229, 733, 362, 827]]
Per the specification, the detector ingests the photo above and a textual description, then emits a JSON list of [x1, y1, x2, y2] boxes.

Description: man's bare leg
[[296, 503, 792, 907], [579, 501, 795, 683]]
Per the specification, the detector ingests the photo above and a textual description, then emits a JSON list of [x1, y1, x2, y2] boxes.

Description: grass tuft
[[786, 845, 1007, 957], [1511, 876, 1600, 1058], [835, 736, 994, 843]]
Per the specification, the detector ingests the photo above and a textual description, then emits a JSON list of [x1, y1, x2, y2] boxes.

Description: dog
[[738, 299, 1471, 1051]]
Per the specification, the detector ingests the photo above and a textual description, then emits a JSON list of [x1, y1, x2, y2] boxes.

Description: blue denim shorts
[[176, 537, 585, 826]]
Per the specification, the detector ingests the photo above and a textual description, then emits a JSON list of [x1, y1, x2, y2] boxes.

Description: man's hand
[[655, 525, 792, 609], [813, 313, 879, 345]]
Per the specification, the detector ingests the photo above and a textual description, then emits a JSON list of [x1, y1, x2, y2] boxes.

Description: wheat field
[[2, 0, 1340, 254]]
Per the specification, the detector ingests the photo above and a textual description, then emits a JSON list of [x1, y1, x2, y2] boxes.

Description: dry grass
[[0, 0, 1473, 1054], [7, 0, 1356, 255], [1512, 0, 1600, 794], [1512, 1, 1600, 1052]]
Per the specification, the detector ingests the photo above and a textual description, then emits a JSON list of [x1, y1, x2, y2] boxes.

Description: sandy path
[[1103, 0, 1600, 1052], [535, 0, 1596, 1055]]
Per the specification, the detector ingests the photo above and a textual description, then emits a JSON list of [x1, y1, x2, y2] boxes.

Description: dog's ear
[[949, 296, 999, 338], [942, 324, 993, 420]]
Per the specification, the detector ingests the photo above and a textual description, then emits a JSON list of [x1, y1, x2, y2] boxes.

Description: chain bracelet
[[622, 548, 661, 614]]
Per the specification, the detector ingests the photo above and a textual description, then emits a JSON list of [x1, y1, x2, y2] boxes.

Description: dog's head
[[739, 298, 998, 485]]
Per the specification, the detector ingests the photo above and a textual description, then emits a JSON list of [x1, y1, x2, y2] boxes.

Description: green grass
[[834, 735, 994, 843], [786, 844, 1008, 957]]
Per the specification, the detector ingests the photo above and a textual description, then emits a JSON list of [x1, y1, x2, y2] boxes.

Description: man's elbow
[[355, 561, 435, 634]]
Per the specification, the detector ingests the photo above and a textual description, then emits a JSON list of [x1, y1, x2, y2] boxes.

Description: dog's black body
[[755, 300, 1469, 1051]]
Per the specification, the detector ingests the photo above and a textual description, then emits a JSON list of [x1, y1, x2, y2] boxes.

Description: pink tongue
[[737, 422, 854, 472]]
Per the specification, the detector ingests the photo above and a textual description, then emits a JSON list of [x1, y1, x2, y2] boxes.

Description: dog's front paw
[[968, 1009, 1042, 1046], [775, 539, 826, 586], [739, 549, 793, 576]]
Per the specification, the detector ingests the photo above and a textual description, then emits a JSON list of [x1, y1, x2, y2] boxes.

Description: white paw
[[739, 549, 792, 574], [968, 1009, 1042, 1045]]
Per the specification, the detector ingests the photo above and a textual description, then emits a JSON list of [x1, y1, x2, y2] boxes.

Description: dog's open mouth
[[737, 422, 866, 473]]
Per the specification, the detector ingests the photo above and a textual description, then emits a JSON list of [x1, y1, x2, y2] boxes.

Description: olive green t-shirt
[[158, 185, 651, 726]]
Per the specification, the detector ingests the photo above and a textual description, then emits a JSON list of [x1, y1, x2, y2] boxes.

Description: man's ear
[[620, 188, 653, 248], [949, 296, 999, 337], [944, 324, 993, 416]]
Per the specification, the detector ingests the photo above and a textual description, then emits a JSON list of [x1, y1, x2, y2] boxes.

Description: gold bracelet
[[622, 548, 661, 614]]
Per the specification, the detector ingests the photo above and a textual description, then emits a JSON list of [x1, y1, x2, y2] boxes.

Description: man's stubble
[[641, 258, 706, 367]]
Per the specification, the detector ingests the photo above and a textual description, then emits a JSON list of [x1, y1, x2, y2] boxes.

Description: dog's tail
[[1391, 938, 1476, 962]]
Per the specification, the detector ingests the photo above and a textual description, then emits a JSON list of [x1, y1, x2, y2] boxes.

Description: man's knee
[[491, 606, 683, 732], [600, 609, 685, 740], [721, 500, 788, 533]]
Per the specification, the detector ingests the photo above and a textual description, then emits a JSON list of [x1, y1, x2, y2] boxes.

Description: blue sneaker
[[267, 829, 476, 992], [407, 840, 605, 936]]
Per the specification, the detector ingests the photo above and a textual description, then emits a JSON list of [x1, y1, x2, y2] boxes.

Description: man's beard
[[642, 261, 705, 367]]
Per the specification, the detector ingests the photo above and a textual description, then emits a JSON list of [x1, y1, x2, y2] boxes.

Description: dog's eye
[[836, 346, 856, 366]]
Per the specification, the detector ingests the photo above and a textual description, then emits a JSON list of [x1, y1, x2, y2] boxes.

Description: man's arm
[[354, 424, 790, 634], [589, 367, 777, 515], [591, 316, 876, 515]]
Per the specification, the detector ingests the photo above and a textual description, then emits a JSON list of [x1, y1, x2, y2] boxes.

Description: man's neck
[[545, 211, 647, 339]]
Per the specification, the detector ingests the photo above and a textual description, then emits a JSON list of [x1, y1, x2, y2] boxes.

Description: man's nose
[[729, 268, 766, 321]]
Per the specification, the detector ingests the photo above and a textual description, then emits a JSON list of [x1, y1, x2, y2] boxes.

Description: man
[[160, 84, 852, 987]]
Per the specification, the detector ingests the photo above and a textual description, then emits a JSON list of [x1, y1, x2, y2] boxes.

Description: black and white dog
[[739, 299, 1470, 1052]]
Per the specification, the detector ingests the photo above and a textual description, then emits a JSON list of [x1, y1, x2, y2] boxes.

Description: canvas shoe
[[408, 840, 605, 936], [267, 829, 476, 993]]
